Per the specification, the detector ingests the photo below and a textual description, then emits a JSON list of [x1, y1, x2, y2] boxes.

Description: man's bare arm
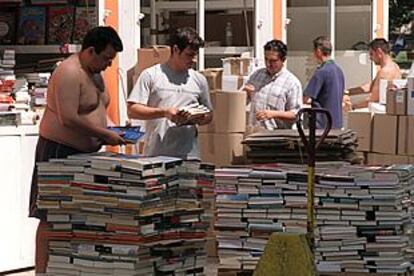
[[127, 102, 168, 120], [128, 102, 193, 125]]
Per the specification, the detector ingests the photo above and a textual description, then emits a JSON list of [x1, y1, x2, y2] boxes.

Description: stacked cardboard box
[[198, 67, 247, 167], [348, 76, 414, 165]]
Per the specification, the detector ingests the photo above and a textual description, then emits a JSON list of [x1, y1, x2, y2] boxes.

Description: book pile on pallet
[[36, 152, 214, 275], [214, 164, 414, 275], [243, 129, 359, 164]]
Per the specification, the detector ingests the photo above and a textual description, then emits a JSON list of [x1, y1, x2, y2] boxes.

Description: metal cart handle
[[295, 107, 332, 253], [296, 108, 332, 166]]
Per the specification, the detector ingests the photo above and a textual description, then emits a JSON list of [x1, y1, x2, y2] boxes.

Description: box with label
[[199, 91, 246, 133], [407, 77, 414, 115], [372, 113, 398, 154], [347, 111, 373, 152], [198, 133, 244, 166], [386, 79, 407, 115]]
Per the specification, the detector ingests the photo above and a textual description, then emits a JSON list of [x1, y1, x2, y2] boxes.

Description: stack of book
[[27, 72, 50, 108], [0, 49, 15, 100], [243, 129, 359, 164], [178, 160, 216, 253], [315, 164, 414, 274], [214, 167, 287, 273], [36, 153, 211, 275], [214, 164, 414, 275]]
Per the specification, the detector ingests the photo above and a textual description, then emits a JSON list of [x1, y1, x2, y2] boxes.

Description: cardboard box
[[366, 153, 409, 166], [386, 80, 408, 115], [198, 133, 244, 166], [199, 91, 246, 133], [347, 111, 373, 152], [407, 77, 414, 115], [222, 75, 248, 91], [200, 68, 223, 91], [222, 57, 254, 76], [386, 88, 407, 115], [372, 113, 398, 154], [379, 79, 387, 105], [132, 45, 170, 84], [127, 45, 170, 94], [398, 116, 414, 155]]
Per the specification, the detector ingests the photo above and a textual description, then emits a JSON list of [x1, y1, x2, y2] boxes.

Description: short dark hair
[[368, 38, 390, 54], [81, 26, 123, 54], [264, 39, 287, 61], [313, 36, 332, 56], [169, 27, 204, 53]]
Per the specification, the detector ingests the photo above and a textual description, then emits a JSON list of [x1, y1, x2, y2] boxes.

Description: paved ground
[[5, 257, 220, 276]]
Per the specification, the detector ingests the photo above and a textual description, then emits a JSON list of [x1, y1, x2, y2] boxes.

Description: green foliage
[[389, 0, 414, 32]]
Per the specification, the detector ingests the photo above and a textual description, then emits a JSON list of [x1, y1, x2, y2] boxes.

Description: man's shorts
[[29, 136, 83, 220]]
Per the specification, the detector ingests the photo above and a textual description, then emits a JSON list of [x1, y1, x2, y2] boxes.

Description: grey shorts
[[29, 136, 84, 220]]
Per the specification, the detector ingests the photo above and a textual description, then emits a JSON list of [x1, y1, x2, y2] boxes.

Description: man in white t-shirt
[[127, 27, 212, 158]]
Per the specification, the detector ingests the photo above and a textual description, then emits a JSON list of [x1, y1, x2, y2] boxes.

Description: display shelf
[[0, 45, 81, 55]]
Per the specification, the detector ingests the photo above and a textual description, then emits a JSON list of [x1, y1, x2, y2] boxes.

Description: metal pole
[[328, 0, 335, 58], [307, 111, 316, 250], [150, 0, 157, 45], [197, 0, 205, 70]]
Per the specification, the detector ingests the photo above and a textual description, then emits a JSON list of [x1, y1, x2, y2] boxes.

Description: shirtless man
[[351, 38, 401, 109], [29, 26, 126, 273]]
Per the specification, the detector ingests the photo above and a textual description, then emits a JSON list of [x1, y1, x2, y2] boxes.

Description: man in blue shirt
[[304, 36, 345, 129]]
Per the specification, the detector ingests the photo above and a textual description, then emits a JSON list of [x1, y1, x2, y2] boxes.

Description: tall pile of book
[[36, 153, 212, 275], [214, 164, 414, 275], [0, 49, 16, 111], [178, 160, 216, 244], [243, 129, 359, 164]]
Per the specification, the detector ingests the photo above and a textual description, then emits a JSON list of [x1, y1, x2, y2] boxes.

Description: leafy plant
[[389, 0, 414, 33]]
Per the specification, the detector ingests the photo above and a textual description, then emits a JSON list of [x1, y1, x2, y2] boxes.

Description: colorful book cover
[[16, 6, 46, 45], [72, 6, 97, 44], [0, 8, 17, 45], [47, 5, 74, 45]]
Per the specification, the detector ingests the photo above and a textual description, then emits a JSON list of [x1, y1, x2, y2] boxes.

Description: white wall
[[118, 1, 141, 125]]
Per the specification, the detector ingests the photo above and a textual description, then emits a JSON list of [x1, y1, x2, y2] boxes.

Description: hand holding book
[[177, 103, 211, 126], [106, 126, 145, 144]]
